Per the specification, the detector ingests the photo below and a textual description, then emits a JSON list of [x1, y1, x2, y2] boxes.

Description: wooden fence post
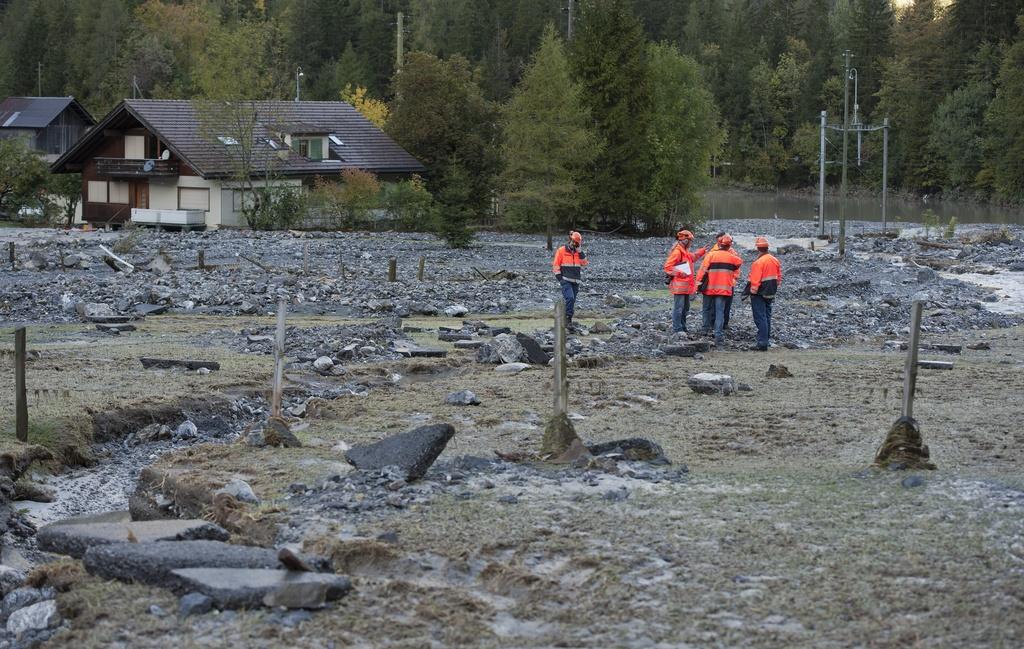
[[902, 300, 923, 419], [15, 327, 28, 442], [388, 257, 397, 282], [198, 249, 206, 271], [303, 241, 310, 276], [8, 242, 14, 271], [417, 256, 425, 281], [553, 299, 568, 417], [271, 299, 287, 418]]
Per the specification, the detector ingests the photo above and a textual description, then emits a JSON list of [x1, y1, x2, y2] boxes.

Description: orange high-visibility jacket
[[748, 253, 782, 298], [663, 243, 706, 295], [703, 248, 744, 296], [552, 245, 588, 283]]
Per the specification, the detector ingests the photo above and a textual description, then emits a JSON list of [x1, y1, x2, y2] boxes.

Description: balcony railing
[[95, 157, 179, 177]]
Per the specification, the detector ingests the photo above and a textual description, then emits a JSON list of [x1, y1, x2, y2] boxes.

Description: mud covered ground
[[0, 221, 1022, 648]]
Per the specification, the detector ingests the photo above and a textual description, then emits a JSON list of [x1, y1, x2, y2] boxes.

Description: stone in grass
[[179, 592, 214, 617], [495, 362, 530, 374], [901, 475, 926, 489], [492, 333, 527, 364], [6, 600, 59, 636], [766, 364, 793, 378], [37, 519, 230, 559], [587, 438, 668, 464], [263, 416, 302, 448], [1, 588, 54, 624], [82, 540, 282, 590], [345, 424, 456, 481], [687, 373, 736, 396], [170, 568, 352, 610], [312, 356, 334, 373], [445, 390, 480, 406], [874, 416, 936, 471], [515, 333, 551, 365], [214, 479, 259, 505]]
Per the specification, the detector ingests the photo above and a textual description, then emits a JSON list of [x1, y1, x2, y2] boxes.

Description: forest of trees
[[1, 0, 1022, 238]]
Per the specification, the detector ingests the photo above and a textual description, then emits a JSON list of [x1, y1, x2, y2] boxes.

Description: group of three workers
[[552, 230, 782, 350]]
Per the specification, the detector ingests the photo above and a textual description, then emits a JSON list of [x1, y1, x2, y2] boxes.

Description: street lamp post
[[295, 67, 304, 102]]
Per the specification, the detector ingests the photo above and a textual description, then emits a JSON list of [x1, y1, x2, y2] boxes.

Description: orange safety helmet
[[676, 229, 693, 241], [718, 234, 733, 248], [570, 231, 582, 244], [755, 236, 770, 249]]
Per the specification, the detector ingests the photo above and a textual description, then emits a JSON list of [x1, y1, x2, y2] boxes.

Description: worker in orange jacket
[[701, 234, 743, 345], [663, 230, 707, 333], [552, 231, 588, 328], [696, 232, 739, 334], [743, 236, 782, 351]]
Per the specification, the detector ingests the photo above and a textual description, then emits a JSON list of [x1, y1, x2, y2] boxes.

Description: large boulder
[[82, 540, 282, 590], [687, 373, 737, 396], [492, 333, 527, 364], [344, 424, 456, 481], [6, 600, 59, 636], [37, 518, 230, 558], [515, 333, 551, 365]]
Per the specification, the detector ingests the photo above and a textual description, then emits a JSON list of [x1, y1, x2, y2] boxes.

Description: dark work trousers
[[750, 294, 773, 349], [723, 295, 733, 329], [713, 296, 729, 343], [560, 280, 579, 322], [701, 293, 714, 331]]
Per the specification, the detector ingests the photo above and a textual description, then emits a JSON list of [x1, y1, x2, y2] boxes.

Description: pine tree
[[500, 24, 601, 232], [571, 0, 654, 230], [983, 16, 1024, 201], [848, 0, 894, 119]]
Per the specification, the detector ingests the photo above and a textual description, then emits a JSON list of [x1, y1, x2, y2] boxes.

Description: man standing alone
[[702, 234, 743, 346], [745, 236, 782, 351], [552, 231, 588, 329], [663, 230, 707, 333]]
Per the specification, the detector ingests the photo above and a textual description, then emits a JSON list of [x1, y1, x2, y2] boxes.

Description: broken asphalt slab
[[345, 423, 456, 481], [170, 568, 352, 610], [37, 518, 230, 559], [82, 541, 283, 590]]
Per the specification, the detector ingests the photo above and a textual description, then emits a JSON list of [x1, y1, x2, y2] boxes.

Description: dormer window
[[217, 136, 239, 145], [294, 137, 323, 160]]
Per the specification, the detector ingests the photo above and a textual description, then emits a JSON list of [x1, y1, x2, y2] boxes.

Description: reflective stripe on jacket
[[703, 248, 743, 296], [663, 243, 706, 295], [552, 245, 588, 283], [749, 253, 782, 299]]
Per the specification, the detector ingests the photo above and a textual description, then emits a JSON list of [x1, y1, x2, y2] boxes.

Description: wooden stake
[[15, 327, 28, 442], [8, 242, 14, 271], [303, 241, 309, 275], [553, 298, 568, 416], [901, 300, 923, 419], [417, 256, 425, 281], [198, 248, 205, 270], [388, 257, 397, 282], [271, 299, 287, 418]]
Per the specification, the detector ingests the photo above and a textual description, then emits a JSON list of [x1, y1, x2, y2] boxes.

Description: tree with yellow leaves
[[341, 84, 389, 128]]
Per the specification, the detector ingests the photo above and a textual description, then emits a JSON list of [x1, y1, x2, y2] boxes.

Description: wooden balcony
[[95, 157, 179, 177]]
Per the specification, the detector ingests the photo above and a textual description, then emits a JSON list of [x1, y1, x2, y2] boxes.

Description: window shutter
[[179, 187, 210, 211], [88, 181, 108, 203]]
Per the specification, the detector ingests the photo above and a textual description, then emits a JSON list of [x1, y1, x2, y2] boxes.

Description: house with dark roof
[[51, 99, 424, 229], [0, 96, 95, 162]]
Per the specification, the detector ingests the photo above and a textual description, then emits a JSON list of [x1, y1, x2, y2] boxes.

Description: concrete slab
[[83, 540, 281, 590], [39, 519, 229, 558], [170, 568, 352, 609]]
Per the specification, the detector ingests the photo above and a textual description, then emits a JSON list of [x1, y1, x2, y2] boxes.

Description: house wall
[[218, 178, 303, 228]]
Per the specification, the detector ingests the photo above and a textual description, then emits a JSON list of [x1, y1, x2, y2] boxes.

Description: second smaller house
[[0, 96, 95, 162], [51, 99, 425, 229]]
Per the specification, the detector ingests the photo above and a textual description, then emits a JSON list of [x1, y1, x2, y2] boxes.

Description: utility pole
[[294, 66, 303, 102], [396, 12, 405, 72], [37, 62, 41, 96], [840, 50, 852, 257], [819, 110, 826, 238], [882, 117, 889, 234]]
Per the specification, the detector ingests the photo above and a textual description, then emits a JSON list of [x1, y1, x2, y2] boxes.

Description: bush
[[246, 185, 306, 230], [382, 175, 434, 231], [309, 169, 382, 230], [944, 216, 958, 239], [921, 209, 939, 239]]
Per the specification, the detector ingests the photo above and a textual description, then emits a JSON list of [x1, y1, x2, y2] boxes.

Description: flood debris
[[766, 364, 793, 378], [541, 412, 580, 458], [918, 360, 954, 370], [874, 416, 937, 470], [345, 424, 456, 480], [257, 416, 303, 448], [99, 244, 134, 274], [586, 438, 669, 464]]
